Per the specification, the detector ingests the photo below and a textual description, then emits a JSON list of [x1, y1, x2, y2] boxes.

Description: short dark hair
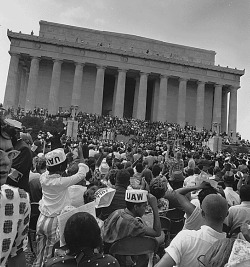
[[240, 185, 250, 201], [135, 163, 143, 173], [126, 201, 145, 212], [152, 164, 161, 177], [150, 178, 165, 199], [116, 169, 130, 186], [198, 187, 218, 205], [64, 212, 102, 254]]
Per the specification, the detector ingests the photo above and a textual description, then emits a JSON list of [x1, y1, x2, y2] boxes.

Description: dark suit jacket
[[7, 139, 33, 193]]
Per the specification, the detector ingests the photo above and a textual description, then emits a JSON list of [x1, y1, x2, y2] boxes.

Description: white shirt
[[224, 187, 241, 206], [165, 225, 226, 267], [39, 163, 88, 217]]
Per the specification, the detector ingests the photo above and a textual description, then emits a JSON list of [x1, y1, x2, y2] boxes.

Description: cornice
[[7, 30, 245, 76]]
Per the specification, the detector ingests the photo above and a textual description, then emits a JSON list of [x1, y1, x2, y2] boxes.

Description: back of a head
[[240, 184, 250, 201], [194, 167, 201, 175], [187, 168, 194, 176], [116, 169, 130, 186], [64, 212, 101, 253], [150, 178, 165, 199], [201, 194, 228, 223], [198, 187, 218, 205], [152, 164, 161, 177], [135, 163, 143, 173], [126, 166, 134, 177]]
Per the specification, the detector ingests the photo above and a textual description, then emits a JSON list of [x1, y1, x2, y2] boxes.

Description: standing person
[[5, 119, 33, 193], [32, 146, 89, 267], [155, 194, 228, 267], [0, 118, 31, 266]]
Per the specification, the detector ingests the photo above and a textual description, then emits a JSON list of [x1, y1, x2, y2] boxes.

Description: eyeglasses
[[0, 150, 20, 160]]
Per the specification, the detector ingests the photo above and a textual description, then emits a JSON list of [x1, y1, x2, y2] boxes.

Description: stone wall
[[39, 20, 216, 65]]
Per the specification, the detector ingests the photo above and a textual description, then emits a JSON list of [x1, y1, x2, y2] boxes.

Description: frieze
[[182, 66, 189, 73], [120, 56, 128, 62], [201, 69, 207, 75], [57, 46, 63, 53], [144, 59, 150, 66], [33, 43, 41, 49], [207, 70, 218, 77], [224, 73, 235, 80], [218, 72, 224, 78], [99, 53, 107, 59], [170, 64, 182, 72], [12, 40, 20, 46]]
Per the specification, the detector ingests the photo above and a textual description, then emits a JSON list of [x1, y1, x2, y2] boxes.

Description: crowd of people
[[1, 106, 250, 267], [1, 104, 249, 147]]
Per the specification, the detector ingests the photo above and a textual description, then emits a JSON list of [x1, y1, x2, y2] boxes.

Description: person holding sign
[[33, 145, 89, 267], [103, 189, 161, 267]]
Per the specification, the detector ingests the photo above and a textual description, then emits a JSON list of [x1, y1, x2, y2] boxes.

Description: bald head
[[201, 194, 228, 223]]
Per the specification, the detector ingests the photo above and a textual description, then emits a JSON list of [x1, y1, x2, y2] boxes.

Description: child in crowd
[[33, 145, 89, 267]]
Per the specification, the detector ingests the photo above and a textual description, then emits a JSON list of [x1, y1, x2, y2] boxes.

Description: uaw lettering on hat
[[125, 190, 148, 203], [47, 156, 61, 166]]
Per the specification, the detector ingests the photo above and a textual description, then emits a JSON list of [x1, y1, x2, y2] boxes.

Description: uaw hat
[[45, 148, 66, 166], [125, 189, 148, 203]]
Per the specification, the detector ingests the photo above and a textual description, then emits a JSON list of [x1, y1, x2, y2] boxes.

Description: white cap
[[45, 148, 66, 166], [5, 118, 22, 129], [125, 189, 148, 203]]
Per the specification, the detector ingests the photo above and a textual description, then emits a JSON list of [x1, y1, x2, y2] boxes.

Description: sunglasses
[[0, 150, 20, 160]]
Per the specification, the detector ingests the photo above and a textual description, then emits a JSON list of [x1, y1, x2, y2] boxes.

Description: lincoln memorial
[[3, 21, 244, 138]]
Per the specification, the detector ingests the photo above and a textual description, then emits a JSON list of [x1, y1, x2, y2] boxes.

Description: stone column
[[71, 62, 84, 107], [136, 72, 148, 120], [23, 68, 29, 109], [132, 77, 140, 118], [3, 52, 20, 109], [93, 65, 106, 115], [177, 78, 187, 127], [113, 69, 127, 118], [151, 78, 160, 121], [221, 89, 228, 133], [212, 84, 223, 133], [48, 59, 62, 115], [18, 66, 26, 108], [157, 75, 169, 122], [228, 86, 238, 140], [195, 81, 205, 131], [112, 74, 118, 115], [25, 56, 40, 111]]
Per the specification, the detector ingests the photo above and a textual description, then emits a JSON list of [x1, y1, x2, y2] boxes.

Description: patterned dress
[[0, 184, 30, 266]]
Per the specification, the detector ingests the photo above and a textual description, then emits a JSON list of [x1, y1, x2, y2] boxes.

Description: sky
[[0, 0, 249, 139]]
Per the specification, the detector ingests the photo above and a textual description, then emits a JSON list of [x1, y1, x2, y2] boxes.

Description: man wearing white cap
[[32, 146, 89, 267], [103, 189, 161, 266]]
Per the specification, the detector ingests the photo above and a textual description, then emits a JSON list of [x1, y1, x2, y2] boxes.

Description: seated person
[[174, 182, 220, 230], [225, 184, 250, 237], [45, 212, 119, 267], [103, 189, 161, 267], [156, 194, 228, 267], [149, 178, 169, 215], [99, 169, 130, 220], [223, 171, 240, 206]]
